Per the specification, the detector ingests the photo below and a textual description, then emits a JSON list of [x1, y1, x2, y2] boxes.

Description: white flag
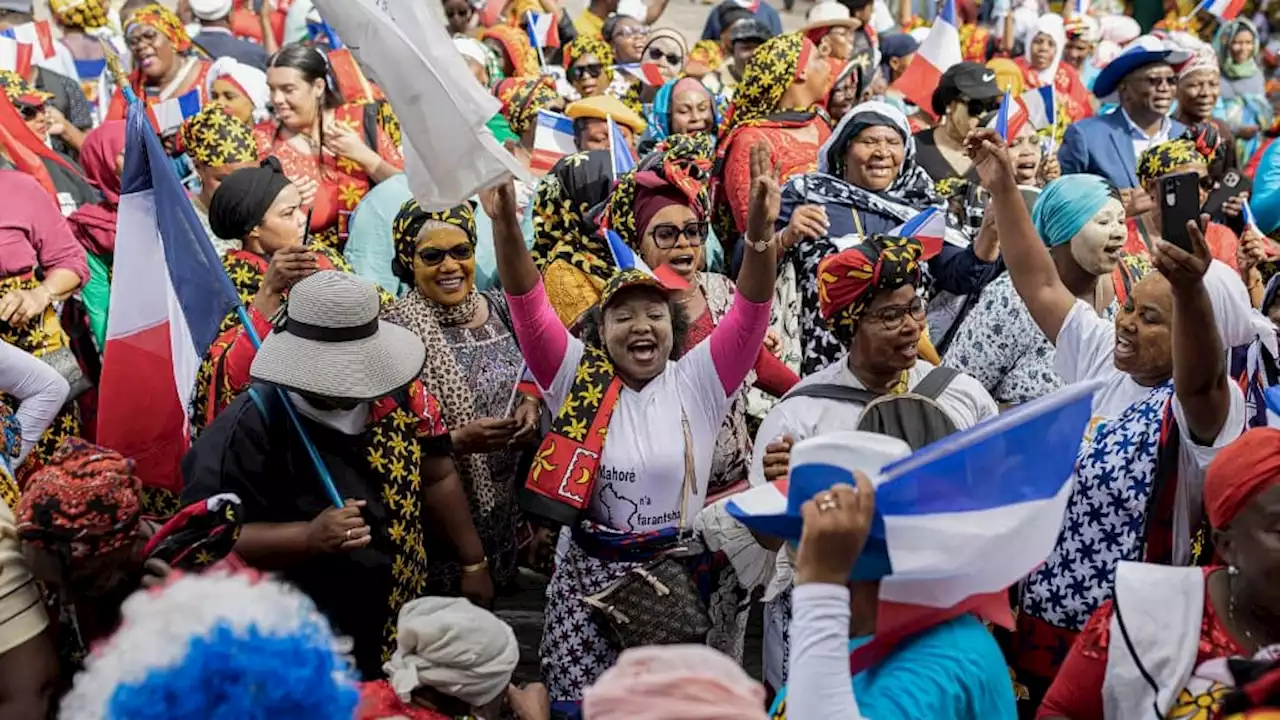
[[311, 0, 529, 210]]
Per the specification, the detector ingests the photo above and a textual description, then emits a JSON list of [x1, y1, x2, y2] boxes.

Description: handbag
[[578, 412, 712, 651], [36, 306, 90, 399]]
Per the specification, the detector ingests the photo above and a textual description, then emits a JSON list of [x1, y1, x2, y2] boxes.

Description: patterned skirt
[[540, 523, 748, 705]]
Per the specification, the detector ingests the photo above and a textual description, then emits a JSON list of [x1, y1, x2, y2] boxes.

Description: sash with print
[[520, 345, 623, 526]]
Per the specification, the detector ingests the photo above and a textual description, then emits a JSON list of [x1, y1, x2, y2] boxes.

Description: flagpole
[[526, 12, 548, 70], [607, 115, 618, 182], [108, 44, 345, 509]]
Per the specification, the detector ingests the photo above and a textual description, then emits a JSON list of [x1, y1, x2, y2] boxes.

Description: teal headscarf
[[648, 77, 723, 141], [1032, 174, 1118, 248], [1215, 18, 1260, 81]]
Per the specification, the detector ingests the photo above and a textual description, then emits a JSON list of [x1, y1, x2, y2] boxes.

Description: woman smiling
[[491, 137, 780, 708], [381, 199, 540, 597], [107, 5, 212, 119]]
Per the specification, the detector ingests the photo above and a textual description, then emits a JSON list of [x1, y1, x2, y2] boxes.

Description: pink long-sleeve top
[[0, 170, 89, 284], [505, 279, 771, 533]]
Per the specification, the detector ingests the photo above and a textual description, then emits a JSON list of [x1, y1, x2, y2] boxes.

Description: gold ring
[[345, 528, 353, 540], [817, 494, 839, 512]]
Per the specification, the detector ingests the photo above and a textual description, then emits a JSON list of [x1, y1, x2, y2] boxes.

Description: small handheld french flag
[[994, 89, 1012, 141], [616, 62, 667, 87], [525, 11, 560, 50], [0, 36, 33, 77], [150, 89, 202, 136], [0, 21, 55, 62], [1194, 0, 1245, 20], [607, 116, 635, 179], [531, 109, 576, 175], [891, 207, 946, 259]]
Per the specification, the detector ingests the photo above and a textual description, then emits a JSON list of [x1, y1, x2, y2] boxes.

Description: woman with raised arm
[[489, 140, 779, 710], [967, 127, 1251, 707]]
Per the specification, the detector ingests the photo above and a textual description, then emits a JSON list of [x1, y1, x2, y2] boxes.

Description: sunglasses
[[865, 296, 927, 331], [649, 221, 708, 249], [444, 6, 471, 17], [568, 63, 605, 81], [417, 244, 475, 266], [647, 47, 683, 66], [18, 104, 43, 121], [613, 24, 649, 38], [965, 98, 1000, 117], [1138, 74, 1177, 88]]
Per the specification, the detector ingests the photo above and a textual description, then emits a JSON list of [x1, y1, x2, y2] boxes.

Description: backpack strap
[[911, 367, 960, 400], [783, 383, 879, 405], [246, 385, 273, 423]]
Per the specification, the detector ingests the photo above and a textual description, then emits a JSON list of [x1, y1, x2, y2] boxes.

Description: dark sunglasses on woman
[[965, 98, 1000, 118], [417, 245, 475, 266], [18, 104, 43, 121], [649, 221, 708, 249], [568, 64, 605, 81], [647, 47, 683, 66]]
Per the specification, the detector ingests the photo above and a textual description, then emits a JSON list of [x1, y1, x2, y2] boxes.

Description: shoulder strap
[[246, 385, 272, 423], [911, 367, 960, 400], [784, 383, 879, 405]]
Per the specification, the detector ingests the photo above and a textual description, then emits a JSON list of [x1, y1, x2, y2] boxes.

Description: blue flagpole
[[122, 84, 345, 509]]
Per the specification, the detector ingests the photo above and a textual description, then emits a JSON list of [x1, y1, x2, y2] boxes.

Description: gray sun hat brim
[[249, 320, 426, 401]]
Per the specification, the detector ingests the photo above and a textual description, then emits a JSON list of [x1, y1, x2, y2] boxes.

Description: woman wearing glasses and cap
[[182, 270, 492, 681], [912, 62, 1003, 185]]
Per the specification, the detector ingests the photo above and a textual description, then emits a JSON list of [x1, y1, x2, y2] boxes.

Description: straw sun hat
[[250, 271, 426, 401]]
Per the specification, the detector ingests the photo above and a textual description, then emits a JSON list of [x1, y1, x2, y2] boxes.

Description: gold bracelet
[[461, 558, 489, 574]]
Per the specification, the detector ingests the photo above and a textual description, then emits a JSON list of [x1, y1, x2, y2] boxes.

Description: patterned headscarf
[[15, 439, 142, 560], [142, 494, 242, 570], [563, 35, 616, 86], [819, 100, 938, 207], [495, 76, 559, 136], [687, 39, 724, 74], [650, 77, 721, 141], [482, 25, 540, 79], [127, 4, 194, 54], [181, 105, 257, 168], [455, 36, 504, 89], [816, 235, 924, 343], [0, 70, 53, 106], [726, 32, 812, 129], [530, 150, 615, 283], [50, 0, 110, 31], [602, 133, 715, 249], [391, 199, 477, 285], [1137, 136, 1214, 185], [959, 24, 990, 63], [1215, 18, 1260, 81]]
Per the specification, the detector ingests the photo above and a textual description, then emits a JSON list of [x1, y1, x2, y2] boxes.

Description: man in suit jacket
[[189, 0, 270, 71], [1059, 36, 1191, 212]]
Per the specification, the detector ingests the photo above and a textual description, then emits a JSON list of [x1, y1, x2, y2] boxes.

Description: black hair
[[839, 0, 874, 13], [574, 288, 690, 362], [267, 43, 343, 110]]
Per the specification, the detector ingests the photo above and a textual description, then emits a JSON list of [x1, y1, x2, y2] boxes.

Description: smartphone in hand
[[1160, 171, 1202, 253]]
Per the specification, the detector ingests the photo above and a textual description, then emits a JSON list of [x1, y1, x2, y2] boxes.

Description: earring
[[1229, 565, 1240, 576]]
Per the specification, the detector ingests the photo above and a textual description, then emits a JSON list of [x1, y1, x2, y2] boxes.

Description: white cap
[[189, 0, 234, 21], [617, 0, 647, 21]]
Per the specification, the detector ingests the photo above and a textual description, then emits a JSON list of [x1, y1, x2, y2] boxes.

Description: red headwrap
[[1204, 427, 1280, 529]]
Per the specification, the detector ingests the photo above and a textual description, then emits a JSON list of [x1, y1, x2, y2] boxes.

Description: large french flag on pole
[[728, 380, 1100, 672], [890, 0, 961, 115], [1194, 0, 1245, 21], [97, 104, 241, 494]]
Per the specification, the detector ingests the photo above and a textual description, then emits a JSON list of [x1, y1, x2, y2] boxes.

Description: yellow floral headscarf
[[0, 70, 53, 106], [495, 76, 560, 136], [1138, 138, 1211, 185], [563, 35, 615, 85], [127, 4, 194, 54], [180, 105, 257, 168], [50, 0, 109, 31], [482, 25, 540, 79], [726, 32, 811, 129], [686, 39, 724, 75], [391, 199, 477, 285], [602, 133, 715, 250]]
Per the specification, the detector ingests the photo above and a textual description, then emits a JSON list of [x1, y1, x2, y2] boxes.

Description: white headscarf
[[383, 597, 519, 708], [1024, 14, 1066, 86], [205, 57, 271, 124]]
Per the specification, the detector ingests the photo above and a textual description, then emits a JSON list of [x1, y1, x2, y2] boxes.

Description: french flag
[[0, 36, 33, 77], [607, 115, 635, 179], [97, 103, 242, 495], [1020, 84, 1056, 133], [531, 109, 576, 174], [0, 21, 55, 62], [616, 62, 667, 86], [525, 11, 560, 49], [890, 0, 960, 116], [1194, 0, 1246, 20], [150, 89, 202, 136], [891, 207, 946, 259], [728, 380, 1099, 672]]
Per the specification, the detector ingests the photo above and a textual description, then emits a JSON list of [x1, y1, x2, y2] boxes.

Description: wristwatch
[[746, 231, 779, 253]]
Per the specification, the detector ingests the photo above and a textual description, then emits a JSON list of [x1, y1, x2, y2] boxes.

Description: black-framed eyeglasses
[[647, 47, 683, 66], [568, 63, 605, 81], [648, 221, 708, 249], [1138, 74, 1177, 88], [865, 296, 927, 331], [417, 244, 475, 266]]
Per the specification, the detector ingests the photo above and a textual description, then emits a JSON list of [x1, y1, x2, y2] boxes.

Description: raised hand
[[794, 473, 876, 586], [965, 128, 1017, 193], [1153, 213, 1212, 292], [746, 142, 781, 246]]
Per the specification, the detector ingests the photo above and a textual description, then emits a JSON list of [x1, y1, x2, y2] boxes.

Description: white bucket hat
[[250, 271, 426, 401]]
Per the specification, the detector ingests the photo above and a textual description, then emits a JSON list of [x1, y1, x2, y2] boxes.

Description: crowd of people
[[0, 0, 1278, 718]]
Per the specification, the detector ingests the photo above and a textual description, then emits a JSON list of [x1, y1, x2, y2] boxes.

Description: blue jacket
[[1058, 109, 1186, 189], [195, 29, 269, 71], [700, 0, 783, 40]]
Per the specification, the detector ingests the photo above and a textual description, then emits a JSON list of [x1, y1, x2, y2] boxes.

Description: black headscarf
[[208, 157, 292, 241]]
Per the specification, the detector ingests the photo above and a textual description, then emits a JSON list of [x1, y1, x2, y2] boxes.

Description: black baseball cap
[[930, 61, 1002, 117], [730, 18, 774, 46]]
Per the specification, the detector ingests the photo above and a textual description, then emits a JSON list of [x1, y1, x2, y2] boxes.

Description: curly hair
[[573, 288, 691, 362]]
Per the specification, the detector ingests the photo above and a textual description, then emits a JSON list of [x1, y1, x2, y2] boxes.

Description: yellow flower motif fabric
[[0, 70, 53, 106], [391, 199, 477, 284], [726, 32, 806, 130], [180, 105, 257, 168], [1138, 138, 1209, 185]]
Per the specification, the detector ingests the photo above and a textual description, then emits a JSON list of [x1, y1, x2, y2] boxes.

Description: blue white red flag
[[525, 11, 560, 49], [0, 21, 55, 62], [616, 62, 667, 86], [531, 109, 576, 174], [150, 89, 202, 136], [97, 103, 241, 494], [728, 379, 1100, 672], [608, 116, 635, 179], [889, 0, 960, 114], [890, 207, 945, 259], [1195, 0, 1246, 20], [1020, 84, 1056, 133], [994, 89, 1012, 141], [0, 35, 33, 76]]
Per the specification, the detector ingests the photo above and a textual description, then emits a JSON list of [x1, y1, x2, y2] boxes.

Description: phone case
[[1160, 172, 1201, 253]]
